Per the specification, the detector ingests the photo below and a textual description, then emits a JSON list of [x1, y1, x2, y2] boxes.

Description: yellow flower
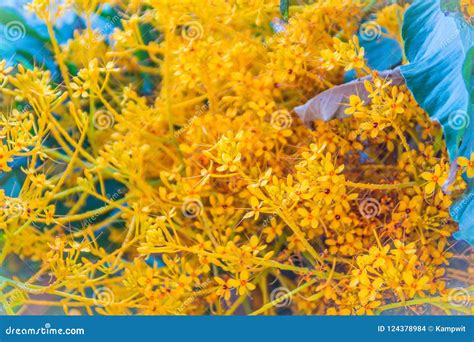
[[297, 207, 320, 229], [386, 86, 405, 115], [391, 240, 416, 259], [0, 144, 13, 172], [420, 164, 447, 194], [0, 60, 13, 82], [44, 205, 55, 225], [210, 194, 235, 216], [228, 271, 256, 295], [344, 95, 366, 115], [321, 49, 341, 70], [71, 80, 90, 98], [317, 153, 345, 183], [358, 277, 383, 305], [262, 218, 283, 243], [359, 120, 388, 138], [345, 47, 365, 70], [402, 271, 429, 298], [216, 152, 241, 172], [457, 152, 474, 178], [246, 98, 275, 117], [215, 277, 232, 301], [243, 196, 263, 220]]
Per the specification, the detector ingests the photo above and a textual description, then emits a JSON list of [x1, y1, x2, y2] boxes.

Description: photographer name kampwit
[[435, 325, 466, 333]]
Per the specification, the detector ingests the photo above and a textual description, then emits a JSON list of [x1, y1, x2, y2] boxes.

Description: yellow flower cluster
[[0, 0, 471, 316]]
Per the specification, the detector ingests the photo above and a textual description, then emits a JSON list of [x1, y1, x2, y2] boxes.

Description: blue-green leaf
[[280, 0, 289, 22], [400, 0, 474, 244]]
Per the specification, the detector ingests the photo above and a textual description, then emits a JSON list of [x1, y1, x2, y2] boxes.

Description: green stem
[[250, 278, 317, 315], [345, 180, 416, 190]]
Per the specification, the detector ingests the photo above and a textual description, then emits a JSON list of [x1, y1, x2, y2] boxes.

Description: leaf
[[280, 0, 289, 22], [400, 0, 474, 244], [294, 68, 404, 126], [0, 8, 60, 80], [344, 33, 403, 82], [358, 29, 403, 72], [400, 0, 473, 160], [0, 7, 45, 42], [451, 190, 474, 244]]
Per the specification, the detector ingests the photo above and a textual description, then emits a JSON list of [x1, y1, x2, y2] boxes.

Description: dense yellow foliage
[[0, 0, 472, 315]]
